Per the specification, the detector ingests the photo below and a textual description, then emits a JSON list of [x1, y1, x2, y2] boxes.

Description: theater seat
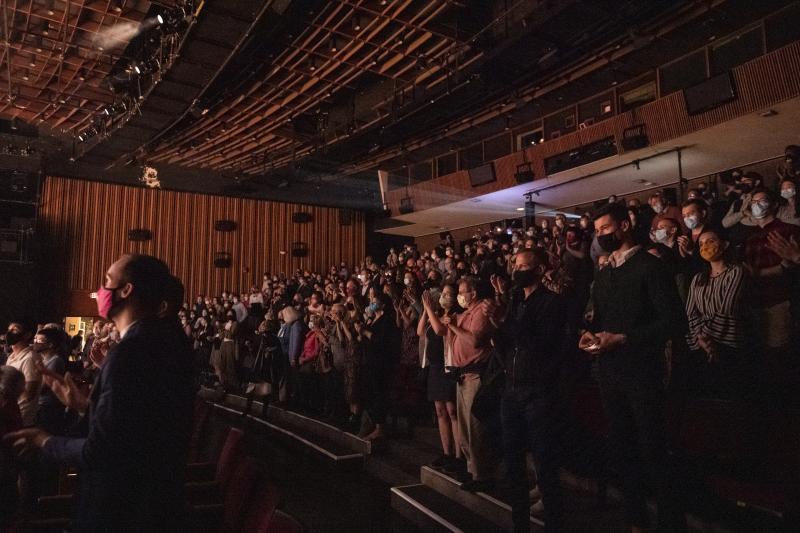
[[186, 426, 246, 502], [240, 479, 280, 533]]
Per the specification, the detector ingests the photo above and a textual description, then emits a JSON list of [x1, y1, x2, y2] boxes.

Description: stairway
[[391, 465, 545, 532]]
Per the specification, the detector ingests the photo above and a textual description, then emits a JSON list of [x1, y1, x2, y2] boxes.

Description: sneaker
[[530, 499, 545, 516], [461, 479, 494, 493], [430, 455, 451, 469]]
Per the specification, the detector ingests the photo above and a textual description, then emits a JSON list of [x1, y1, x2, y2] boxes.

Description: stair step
[[391, 484, 500, 533], [208, 402, 364, 471], [421, 466, 544, 531]]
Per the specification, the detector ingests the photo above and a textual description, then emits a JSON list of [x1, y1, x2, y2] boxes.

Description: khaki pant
[[456, 375, 493, 481]]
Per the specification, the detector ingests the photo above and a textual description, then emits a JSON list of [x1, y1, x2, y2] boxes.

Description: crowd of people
[[1, 146, 798, 532]]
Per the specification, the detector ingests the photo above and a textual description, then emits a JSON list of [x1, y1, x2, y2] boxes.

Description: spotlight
[[329, 37, 338, 53], [156, 14, 164, 25], [352, 17, 362, 31], [78, 133, 85, 141], [133, 64, 141, 74]]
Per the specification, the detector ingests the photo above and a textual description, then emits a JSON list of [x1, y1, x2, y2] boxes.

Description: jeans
[[501, 386, 563, 533]]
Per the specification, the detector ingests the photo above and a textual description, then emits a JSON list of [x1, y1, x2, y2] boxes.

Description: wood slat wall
[[39, 176, 365, 316], [388, 40, 800, 215]]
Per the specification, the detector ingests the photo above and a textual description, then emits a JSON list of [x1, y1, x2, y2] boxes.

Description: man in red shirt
[[744, 188, 800, 350]]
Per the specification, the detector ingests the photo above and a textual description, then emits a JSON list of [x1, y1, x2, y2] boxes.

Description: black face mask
[[597, 232, 623, 253], [5, 332, 22, 346], [512, 269, 539, 288], [739, 183, 753, 194]]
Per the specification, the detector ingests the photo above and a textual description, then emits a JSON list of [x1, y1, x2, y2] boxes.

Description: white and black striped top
[[685, 264, 747, 350]]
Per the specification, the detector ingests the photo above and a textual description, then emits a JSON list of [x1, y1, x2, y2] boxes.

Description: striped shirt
[[685, 265, 746, 350]]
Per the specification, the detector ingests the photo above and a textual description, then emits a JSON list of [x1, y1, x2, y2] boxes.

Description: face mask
[[684, 216, 699, 230], [5, 332, 22, 346], [739, 183, 753, 194], [456, 293, 472, 308], [782, 188, 796, 199], [597, 232, 623, 253], [512, 269, 539, 287], [32, 342, 49, 353], [368, 302, 379, 313], [439, 294, 454, 308], [653, 228, 669, 243], [699, 241, 723, 262], [404, 278, 411, 286], [511, 235, 519, 243], [751, 201, 770, 219], [652, 203, 664, 214], [96, 285, 121, 320], [526, 229, 534, 237]]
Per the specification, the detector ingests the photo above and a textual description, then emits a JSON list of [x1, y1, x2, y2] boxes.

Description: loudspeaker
[[621, 125, 648, 151], [468, 162, 496, 187], [684, 72, 735, 115], [214, 220, 237, 232], [291, 242, 309, 257], [213, 252, 232, 268], [127, 228, 152, 241], [292, 212, 313, 223], [514, 163, 535, 184], [339, 208, 353, 226], [399, 196, 414, 215]]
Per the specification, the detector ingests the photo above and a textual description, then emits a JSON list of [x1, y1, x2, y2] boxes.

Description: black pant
[[599, 371, 686, 532], [501, 386, 563, 533]]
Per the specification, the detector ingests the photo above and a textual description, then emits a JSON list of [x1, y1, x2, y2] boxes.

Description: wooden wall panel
[[39, 176, 365, 315], [388, 41, 800, 214]]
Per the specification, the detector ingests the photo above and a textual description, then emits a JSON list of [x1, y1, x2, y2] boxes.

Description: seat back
[[188, 398, 212, 462], [216, 427, 245, 490], [222, 456, 261, 532], [240, 480, 280, 533]]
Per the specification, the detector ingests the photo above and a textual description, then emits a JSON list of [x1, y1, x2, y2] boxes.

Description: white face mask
[[653, 228, 670, 243], [652, 203, 664, 214], [782, 188, 796, 199], [456, 293, 472, 308], [684, 216, 700, 230], [511, 235, 519, 243], [751, 201, 770, 219]]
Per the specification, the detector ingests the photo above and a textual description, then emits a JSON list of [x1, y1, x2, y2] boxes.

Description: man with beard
[[496, 249, 568, 532], [579, 203, 687, 533], [7, 254, 195, 532]]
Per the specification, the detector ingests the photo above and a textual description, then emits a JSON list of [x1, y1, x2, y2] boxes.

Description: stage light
[[156, 14, 164, 25]]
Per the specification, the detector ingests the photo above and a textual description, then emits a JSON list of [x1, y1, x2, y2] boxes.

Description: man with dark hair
[[7, 254, 196, 532], [579, 203, 687, 533], [4, 319, 39, 427], [496, 248, 568, 532]]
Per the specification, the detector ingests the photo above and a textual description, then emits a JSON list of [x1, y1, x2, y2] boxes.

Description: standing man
[[496, 249, 568, 532], [7, 254, 196, 532], [579, 203, 687, 533], [4, 319, 40, 427]]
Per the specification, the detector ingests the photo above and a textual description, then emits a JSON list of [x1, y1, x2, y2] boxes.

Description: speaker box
[[514, 163, 535, 184], [291, 242, 309, 257], [684, 72, 736, 115], [621, 124, 649, 151], [213, 252, 232, 268], [399, 196, 414, 215], [292, 212, 313, 223], [214, 220, 237, 232], [339, 208, 353, 226], [127, 228, 152, 242]]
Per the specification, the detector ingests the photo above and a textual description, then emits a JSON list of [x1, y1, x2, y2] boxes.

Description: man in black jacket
[[7, 254, 196, 532], [496, 248, 568, 533], [579, 203, 687, 533]]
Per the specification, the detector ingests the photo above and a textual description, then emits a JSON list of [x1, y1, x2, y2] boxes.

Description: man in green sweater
[[579, 202, 687, 533]]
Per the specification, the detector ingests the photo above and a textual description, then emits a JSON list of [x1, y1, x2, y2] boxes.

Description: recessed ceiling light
[[516, 207, 525, 211]]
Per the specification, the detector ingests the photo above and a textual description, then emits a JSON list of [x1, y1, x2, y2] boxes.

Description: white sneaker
[[528, 486, 541, 502]]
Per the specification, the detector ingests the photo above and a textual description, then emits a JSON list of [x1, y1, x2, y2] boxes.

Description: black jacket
[[43, 317, 196, 532], [591, 249, 686, 384], [496, 285, 568, 395]]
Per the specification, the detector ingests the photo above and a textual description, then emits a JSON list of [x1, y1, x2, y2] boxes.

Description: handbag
[[471, 348, 506, 423]]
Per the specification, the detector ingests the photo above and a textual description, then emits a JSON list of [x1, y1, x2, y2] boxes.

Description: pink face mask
[[96, 286, 117, 319]]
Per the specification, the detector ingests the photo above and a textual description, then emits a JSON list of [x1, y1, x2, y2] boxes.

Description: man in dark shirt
[[579, 203, 687, 533], [7, 254, 195, 532], [496, 249, 568, 533]]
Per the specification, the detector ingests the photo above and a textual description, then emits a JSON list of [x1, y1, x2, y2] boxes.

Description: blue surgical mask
[[684, 215, 699, 230], [367, 302, 379, 313], [781, 188, 795, 199]]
